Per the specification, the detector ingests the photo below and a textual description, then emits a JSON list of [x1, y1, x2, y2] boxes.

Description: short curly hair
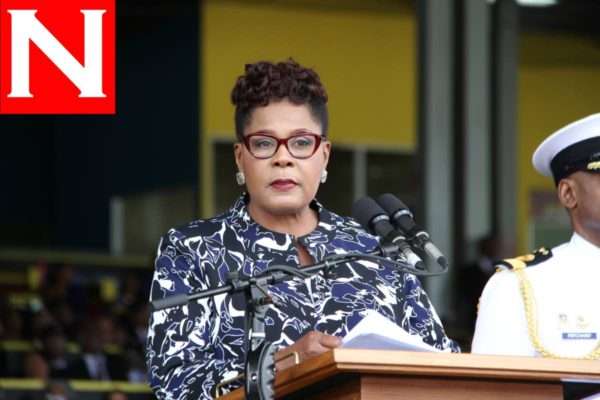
[[231, 59, 329, 141]]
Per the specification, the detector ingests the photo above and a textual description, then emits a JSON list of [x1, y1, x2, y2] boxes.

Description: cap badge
[[587, 161, 600, 170]]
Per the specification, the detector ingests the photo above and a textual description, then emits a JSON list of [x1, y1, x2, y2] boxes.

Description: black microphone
[[376, 193, 450, 269], [352, 196, 425, 271]]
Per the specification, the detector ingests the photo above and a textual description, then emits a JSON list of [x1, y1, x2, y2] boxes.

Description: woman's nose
[[271, 143, 294, 166]]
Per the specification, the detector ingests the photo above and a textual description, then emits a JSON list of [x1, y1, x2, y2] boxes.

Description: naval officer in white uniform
[[472, 113, 600, 359]]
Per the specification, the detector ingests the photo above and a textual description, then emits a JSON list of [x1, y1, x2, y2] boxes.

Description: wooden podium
[[219, 349, 600, 399]]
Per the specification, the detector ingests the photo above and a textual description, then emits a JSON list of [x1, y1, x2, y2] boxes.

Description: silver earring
[[320, 170, 328, 183], [236, 171, 245, 186]]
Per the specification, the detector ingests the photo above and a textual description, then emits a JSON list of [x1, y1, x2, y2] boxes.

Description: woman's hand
[[274, 330, 341, 371]]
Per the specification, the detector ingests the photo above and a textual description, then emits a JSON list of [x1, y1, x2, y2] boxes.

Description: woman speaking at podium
[[146, 59, 459, 399]]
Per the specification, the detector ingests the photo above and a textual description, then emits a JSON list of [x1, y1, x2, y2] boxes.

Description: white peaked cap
[[532, 113, 600, 180]]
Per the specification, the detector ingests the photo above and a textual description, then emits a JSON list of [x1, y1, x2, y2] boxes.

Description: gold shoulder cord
[[515, 269, 600, 360]]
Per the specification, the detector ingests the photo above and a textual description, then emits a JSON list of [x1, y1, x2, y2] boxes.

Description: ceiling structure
[[519, 0, 600, 34]]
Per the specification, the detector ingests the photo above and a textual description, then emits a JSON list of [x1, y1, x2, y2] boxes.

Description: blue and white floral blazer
[[146, 195, 459, 399]]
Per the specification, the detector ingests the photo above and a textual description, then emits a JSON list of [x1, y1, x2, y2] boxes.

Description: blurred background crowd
[[0, 261, 153, 399]]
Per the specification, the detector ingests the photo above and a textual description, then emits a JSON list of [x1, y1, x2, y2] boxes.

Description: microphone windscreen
[[376, 193, 417, 233], [376, 193, 409, 216], [352, 196, 385, 231]]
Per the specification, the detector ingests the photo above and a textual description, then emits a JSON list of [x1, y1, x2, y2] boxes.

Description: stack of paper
[[341, 309, 440, 353]]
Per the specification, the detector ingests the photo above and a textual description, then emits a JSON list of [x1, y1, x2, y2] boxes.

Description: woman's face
[[234, 98, 330, 221]]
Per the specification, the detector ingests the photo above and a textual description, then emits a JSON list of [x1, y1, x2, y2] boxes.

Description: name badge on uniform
[[557, 312, 597, 340], [562, 332, 597, 340]]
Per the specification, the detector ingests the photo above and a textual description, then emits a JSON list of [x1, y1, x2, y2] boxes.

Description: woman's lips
[[270, 179, 297, 190]]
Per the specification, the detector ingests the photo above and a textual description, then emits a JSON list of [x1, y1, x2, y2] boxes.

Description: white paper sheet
[[341, 309, 441, 353]]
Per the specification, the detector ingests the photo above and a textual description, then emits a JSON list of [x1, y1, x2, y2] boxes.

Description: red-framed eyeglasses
[[242, 132, 323, 159]]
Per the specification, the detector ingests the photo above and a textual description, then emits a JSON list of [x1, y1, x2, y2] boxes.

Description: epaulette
[[495, 247, 553, 271]]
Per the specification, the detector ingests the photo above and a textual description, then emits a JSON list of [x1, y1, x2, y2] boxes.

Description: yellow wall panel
[[203, 1, 415, 145]]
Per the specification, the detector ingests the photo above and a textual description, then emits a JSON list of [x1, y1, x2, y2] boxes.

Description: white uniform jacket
[[472, 233, 600, 358]]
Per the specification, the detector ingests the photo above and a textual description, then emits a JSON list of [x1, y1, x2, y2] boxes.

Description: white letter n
[[8, 9, 106, 98]]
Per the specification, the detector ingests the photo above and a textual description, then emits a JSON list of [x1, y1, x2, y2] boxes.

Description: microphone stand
[[150, 244, 401, 400]]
